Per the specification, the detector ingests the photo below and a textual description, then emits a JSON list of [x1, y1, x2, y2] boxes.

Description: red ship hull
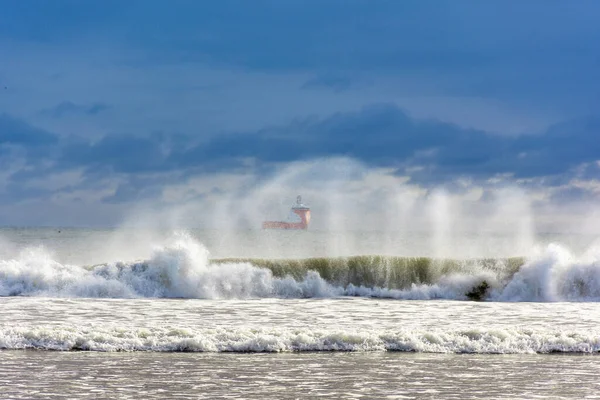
[[262, 221, 308, 230]]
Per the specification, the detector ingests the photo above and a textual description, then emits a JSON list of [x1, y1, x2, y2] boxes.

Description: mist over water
[[108, 157, 571, 258]]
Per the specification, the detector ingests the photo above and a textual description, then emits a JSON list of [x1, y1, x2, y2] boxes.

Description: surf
[[1, 232, 600, 302], [1, 325, 599, 353]]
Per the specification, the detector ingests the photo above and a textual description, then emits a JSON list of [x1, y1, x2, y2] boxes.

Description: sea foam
[[1, 233, 600, 302], [1, 325, 598, 353]]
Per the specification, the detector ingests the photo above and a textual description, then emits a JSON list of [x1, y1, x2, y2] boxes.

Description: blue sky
[[0, 0, 599, 227]]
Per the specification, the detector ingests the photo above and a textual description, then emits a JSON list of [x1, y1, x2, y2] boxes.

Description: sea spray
[[498, 243, 600, 301], [1, 233, 600, 301], [0, 233, 333, 299]]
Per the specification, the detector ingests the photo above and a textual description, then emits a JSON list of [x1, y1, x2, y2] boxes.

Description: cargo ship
[[262, 195, 311, 230]]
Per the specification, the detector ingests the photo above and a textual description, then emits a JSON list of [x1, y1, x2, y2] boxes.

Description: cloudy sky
[[0, 0, 599, 228]]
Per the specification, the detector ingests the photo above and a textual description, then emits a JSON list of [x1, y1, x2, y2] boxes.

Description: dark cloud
[[169, 104, 599, 185], [10, 104, 600, 183], [173, 104, 506, 177], [40, 101, 110, 118], [2, 105, 599, 204], [0, 114, 60, 172], [59, 135, 168, 173], [510, 116, 600, 178], [9, 104, 599, 186], [0, 114, 58, 147]]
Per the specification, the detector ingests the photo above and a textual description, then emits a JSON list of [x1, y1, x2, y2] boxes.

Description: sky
[[0, 0, 599, 229]]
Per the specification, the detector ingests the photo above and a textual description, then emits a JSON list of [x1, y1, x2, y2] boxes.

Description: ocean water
[[1, 227, 600, 399]]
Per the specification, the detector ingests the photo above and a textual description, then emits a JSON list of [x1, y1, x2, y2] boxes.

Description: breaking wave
[[1, 326, 599, 353], [1, 232, 600, 302]]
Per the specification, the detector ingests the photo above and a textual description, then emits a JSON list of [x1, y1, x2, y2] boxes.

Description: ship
[[262, 195, 311, 230]]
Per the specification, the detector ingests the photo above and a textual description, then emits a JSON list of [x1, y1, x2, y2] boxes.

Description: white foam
[[0, 233, 341, 299], [0, 325, 598, 353], [497, 243, 600, 301], [2, 234, 600, 302]]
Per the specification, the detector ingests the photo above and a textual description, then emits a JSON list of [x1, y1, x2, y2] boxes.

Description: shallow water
[[1, 351, 599, 399]]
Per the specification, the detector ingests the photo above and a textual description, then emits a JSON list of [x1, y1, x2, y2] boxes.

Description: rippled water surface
[[1, 351, 599, 399]]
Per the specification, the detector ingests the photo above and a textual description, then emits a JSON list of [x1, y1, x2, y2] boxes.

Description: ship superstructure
[[262, 195, 311, 230]]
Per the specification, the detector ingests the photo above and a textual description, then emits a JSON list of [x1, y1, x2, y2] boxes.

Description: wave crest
[[1, 233, 600, 301]]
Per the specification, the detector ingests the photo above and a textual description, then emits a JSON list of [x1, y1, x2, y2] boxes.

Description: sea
[[1, 227, 600, 399]]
